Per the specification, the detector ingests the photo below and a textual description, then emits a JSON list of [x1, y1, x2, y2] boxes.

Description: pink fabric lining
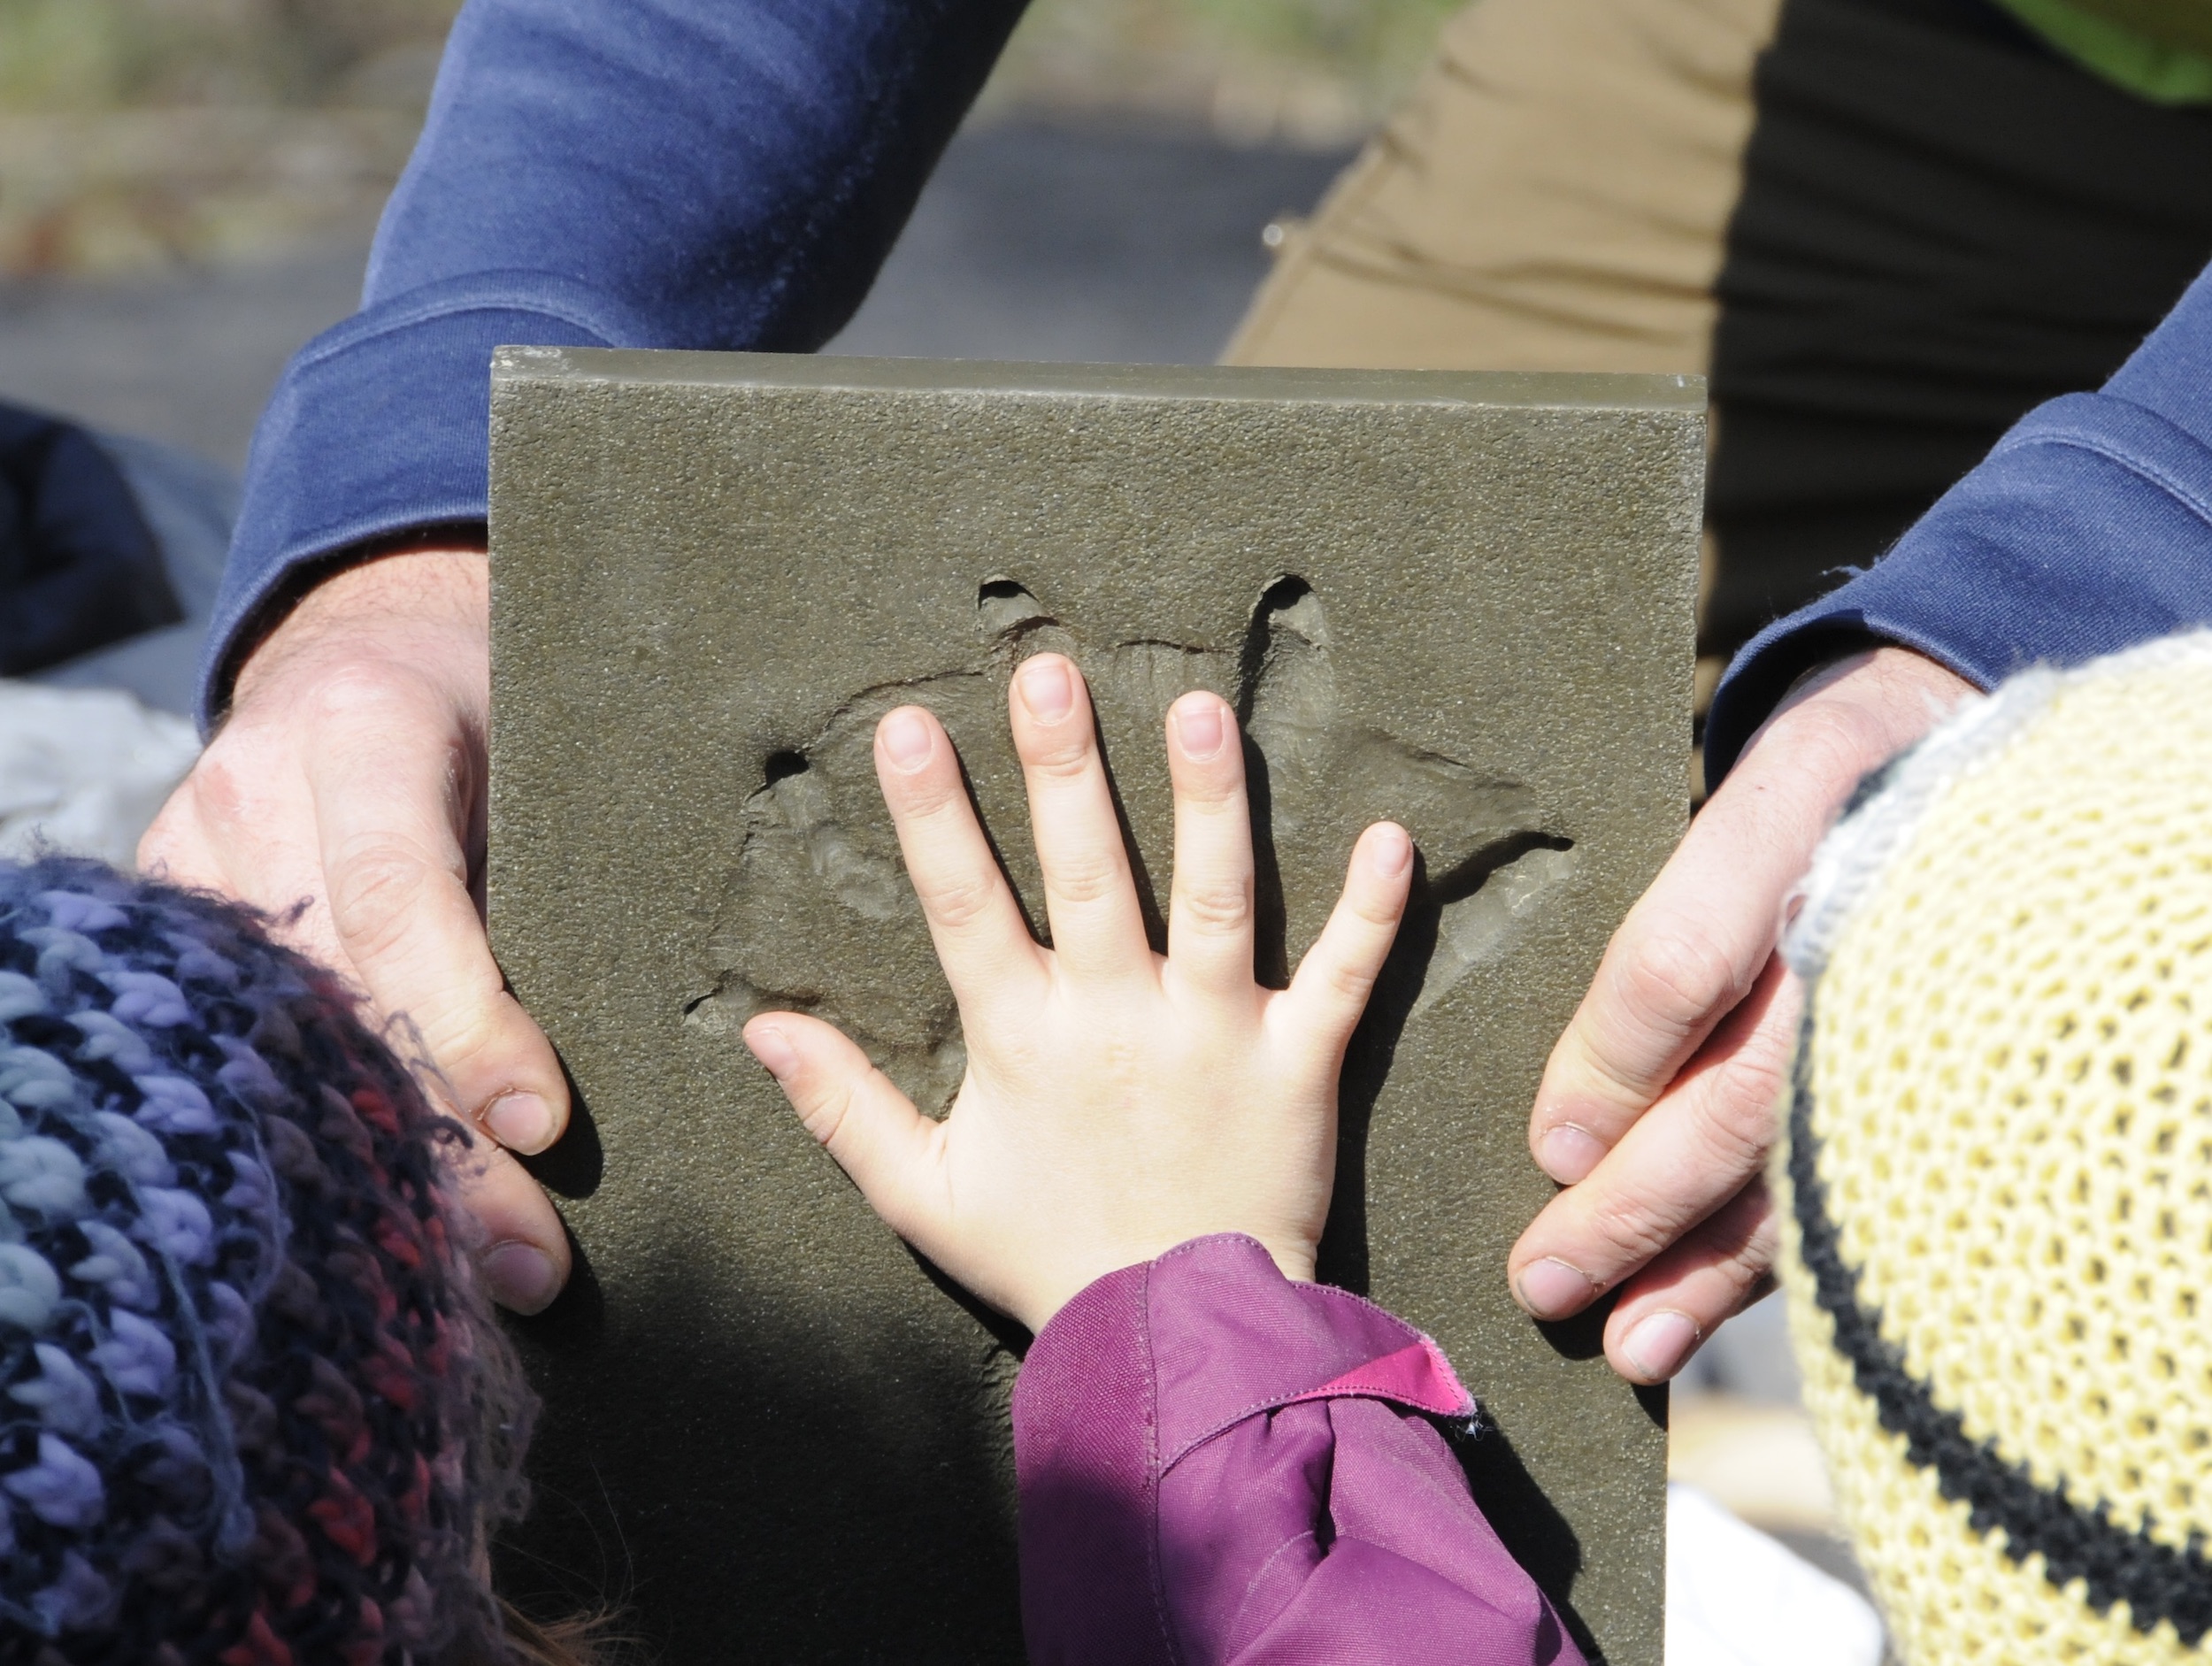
[[1282, 1338, 1473, 1420]]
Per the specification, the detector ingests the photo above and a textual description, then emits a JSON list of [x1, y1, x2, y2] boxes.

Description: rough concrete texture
[[487, 348, 1701, 1663]]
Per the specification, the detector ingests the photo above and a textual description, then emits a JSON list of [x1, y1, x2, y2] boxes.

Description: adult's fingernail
[[484, 1092, 556, 1155], [879, 708, 933, 772], [1624, 1309, 1703, 1382], [745, 1022, 798, 1078], [481, 1242, 562, 1315], [1538, 1121, 1608, 1184], [1515, 1256, 1598, 1320], [1173, 695, 1225, 760], [1017, 656, 1074, 723]]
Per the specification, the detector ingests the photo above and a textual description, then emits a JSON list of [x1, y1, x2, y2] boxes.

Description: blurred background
[[0, 0, 1420, 857], [0, 4, 1868, 1653], [0, 0, 1411, 864], [0, 0, 1460, 464]]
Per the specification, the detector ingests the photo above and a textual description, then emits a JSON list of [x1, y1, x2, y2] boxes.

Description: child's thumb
[[742, 1013, 939, 1239]]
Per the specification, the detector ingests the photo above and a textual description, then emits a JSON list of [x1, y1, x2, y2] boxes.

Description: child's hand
[[741, 653, 1414, 1333]]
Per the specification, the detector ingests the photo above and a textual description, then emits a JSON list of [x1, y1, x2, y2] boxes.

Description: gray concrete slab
[[488, 347, 1701, 1664]]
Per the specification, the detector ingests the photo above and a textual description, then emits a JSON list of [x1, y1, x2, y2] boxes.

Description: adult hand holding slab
[[741, 651, 1414, 1332], [135, 549, 576, 1315], [1512, 645, 1977, 1381]]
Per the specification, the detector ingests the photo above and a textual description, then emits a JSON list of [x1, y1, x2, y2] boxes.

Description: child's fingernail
[[481, 1242, 562, 1314], [1623, 1309, 1703, 1381], [1369, 824, 1413, 876], [1538, 1121, 1608, 1183], [879, 709, 933, 772], [484, 1091, 556, 1154], [1017, 656, 1074, 723], [746, 1023, 799, 1077], [1514, 1255, 1597, 1319], [1173, 696, 1225, 760]]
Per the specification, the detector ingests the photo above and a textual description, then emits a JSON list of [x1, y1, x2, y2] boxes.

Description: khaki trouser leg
[[1223, 0, 1784, 377], [1224, 0, 1786, 791]]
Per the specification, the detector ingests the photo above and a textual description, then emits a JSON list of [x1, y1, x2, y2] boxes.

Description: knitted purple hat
[[0, 856, 534, 1664]]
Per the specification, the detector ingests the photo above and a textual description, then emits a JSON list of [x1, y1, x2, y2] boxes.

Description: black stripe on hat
[[1788, 1016, 2212, 1641]]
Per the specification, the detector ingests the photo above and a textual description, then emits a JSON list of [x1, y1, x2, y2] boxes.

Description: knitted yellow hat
[[1777, 633, 2212, 1664]]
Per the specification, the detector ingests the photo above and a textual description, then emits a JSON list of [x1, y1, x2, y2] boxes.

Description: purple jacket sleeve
[[1011, 1234, 1585, 1666], [1704, 257, 2212, 785]]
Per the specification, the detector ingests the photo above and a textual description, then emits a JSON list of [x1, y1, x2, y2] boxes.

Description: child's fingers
[[1163, 691, 1258, 1001], [744, 1013, 943, 1244], [1007, 655, 1152, 986], [1279, 823, 1415, 1053], [875, 704, 1044, 1017]]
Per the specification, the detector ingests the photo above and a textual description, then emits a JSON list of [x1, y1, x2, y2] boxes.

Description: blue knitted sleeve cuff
[[198, 0, 1031, 730], [1705, 396, 2212, 786], [195, 276, 648, 727], [1705, 262, 2212, 787]]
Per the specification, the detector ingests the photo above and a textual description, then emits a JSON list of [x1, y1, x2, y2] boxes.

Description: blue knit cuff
[[1705, 394, 2212, 787], [197, 275, 647, 728]]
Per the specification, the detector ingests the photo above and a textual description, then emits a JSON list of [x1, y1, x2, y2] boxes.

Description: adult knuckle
[[1617, 925, 1745, 1032], [1582, 1195, 1678, 1274], [1683, 1208, 1781, 1311], [1709, 1233, 1778, 1301], [302, 657, 438, 734], [326, 837, 448, 963], [1691, 1062, 1790, 1174], [430, 1024, 510, 1092]]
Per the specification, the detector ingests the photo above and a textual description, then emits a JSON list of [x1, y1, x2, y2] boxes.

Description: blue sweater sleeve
[[1705, 260, 2212, 787], [200, 0, 1025, 725]]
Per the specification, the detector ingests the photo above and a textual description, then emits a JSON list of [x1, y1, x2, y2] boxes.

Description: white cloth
[[0, 681, 198, 868], [1667, 1483, 1886, 1666]]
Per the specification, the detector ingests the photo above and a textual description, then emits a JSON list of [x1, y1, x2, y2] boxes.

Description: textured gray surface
[[488, 348, 1701, 1663]]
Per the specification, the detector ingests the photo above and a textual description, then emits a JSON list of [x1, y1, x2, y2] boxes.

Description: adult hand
[[742, 654, 1414, 1333], [1511, 645, 1978, 1382], [138, 549, 573, 1314]]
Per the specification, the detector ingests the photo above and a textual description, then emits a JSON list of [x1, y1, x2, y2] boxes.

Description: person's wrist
[[1744, 644, 1976, 816], [1020, 1232, 1315, 1333], [1264, 1235, 1318, 1286], [227, 540, 489, 718]]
